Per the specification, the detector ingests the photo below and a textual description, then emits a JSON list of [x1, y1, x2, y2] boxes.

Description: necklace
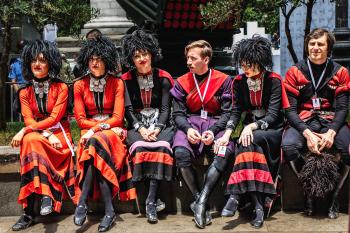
[[32, 80, 50, 98], [89, 74, 107, 92]]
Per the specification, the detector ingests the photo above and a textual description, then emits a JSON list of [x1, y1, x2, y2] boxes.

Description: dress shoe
[[250, 208, 264, 229], [40, 196, 53, 216], [74, 204, 88, 226], [221, 195, 239, 217], [98, 214, 116, 232], [190, 201, 212, 225], [328, 202, 339, 219], [146, 202, 158, 224], [156, 198, 165, 212], [12, 214, 33, 231]]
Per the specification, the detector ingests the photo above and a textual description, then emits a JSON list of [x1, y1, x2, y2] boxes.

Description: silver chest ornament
[[89, 75, 107, 92], [137, 74, 154, 91], [33, 80, 50, 98], [247, 77, 262, 92]]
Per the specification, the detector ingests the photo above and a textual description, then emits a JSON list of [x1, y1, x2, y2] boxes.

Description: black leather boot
[[194, 164, 221, 229], [221, 194, 240, 217], [328, 164, 350, 219]]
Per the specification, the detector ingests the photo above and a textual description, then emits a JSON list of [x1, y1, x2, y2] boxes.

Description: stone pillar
[[81, 0, 134, 36]]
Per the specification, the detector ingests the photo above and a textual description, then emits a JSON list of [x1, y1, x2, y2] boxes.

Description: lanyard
[[307, 58, 328, 96], [192, 69, 212, 106]]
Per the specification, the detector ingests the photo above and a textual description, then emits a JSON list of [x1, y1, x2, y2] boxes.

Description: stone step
[[0, 212, 348, 233], [56, 34, 125, 60]]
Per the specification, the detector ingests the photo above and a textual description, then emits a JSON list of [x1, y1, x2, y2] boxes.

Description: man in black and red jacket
[[282, 28, 350, 219]]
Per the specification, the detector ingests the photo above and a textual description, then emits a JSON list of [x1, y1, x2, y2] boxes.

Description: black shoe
[[328, 202, 339, 219], [74, 204, 88, 226], [146, 202, 158, 224], [12, 214, 33, 231], [250, 208, 264, 229], [221, 196, 239, 217], [190, 201, 212, 225], [304, 196, 313, 216], [156, 199, 165, 212], [98, 214, 116, 232], [40, 196, 53, 216]]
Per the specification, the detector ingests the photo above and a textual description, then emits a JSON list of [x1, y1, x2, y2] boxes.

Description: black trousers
[[281, 117, 350, 165]]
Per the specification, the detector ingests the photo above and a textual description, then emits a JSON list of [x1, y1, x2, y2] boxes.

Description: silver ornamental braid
[[89, 75, 107, 93], [247, 77, 262, 92], [32, 80, 50, 98], [137, 74, 154, 91]]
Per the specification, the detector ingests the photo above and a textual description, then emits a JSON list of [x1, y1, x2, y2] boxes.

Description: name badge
[[217, 146, 227, 157], [312, 97, 321, 110], [201, 109, 208, 120]]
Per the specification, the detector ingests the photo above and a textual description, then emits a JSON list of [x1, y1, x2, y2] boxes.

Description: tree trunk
[[303, 0, 315, 58], [0, 21, 13, 130], [284, 5, 299, 64]]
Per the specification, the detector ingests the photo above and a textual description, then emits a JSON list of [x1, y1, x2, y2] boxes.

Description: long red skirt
[[75, 129, 136, 201], [18, 128, 76, 213]]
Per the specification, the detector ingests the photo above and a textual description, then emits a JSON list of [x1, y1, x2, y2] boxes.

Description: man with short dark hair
[[282, 28, 350, 219], [171, 40, 234, 228]]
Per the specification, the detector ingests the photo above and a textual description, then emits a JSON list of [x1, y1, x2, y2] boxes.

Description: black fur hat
[[232, 35, 273, 72], [21, 40, 62, 81], [121, 29, 162, 68]]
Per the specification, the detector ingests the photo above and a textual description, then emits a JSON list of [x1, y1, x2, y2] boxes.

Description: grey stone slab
[[0, 212, 348, 233]]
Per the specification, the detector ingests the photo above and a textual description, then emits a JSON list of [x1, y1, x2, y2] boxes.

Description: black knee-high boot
[[179, 166, 199, 197], [328, 163, 350, 219], [97, 172, 116, 232], [74, 160, 94, 226], [145, 179, 159, 223], [250, 192, 264, 229], [194, 164, 221, 228]]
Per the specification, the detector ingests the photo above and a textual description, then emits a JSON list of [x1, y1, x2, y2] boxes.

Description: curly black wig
[[232, 35, 273, 72], [21, 40, 62, 81], [77, 36, 119, 74], [298, 152, 340, 198], [121, 29, 162, 68]]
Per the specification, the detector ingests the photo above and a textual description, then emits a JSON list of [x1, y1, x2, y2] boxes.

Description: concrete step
[[0, 212, 348, 233]]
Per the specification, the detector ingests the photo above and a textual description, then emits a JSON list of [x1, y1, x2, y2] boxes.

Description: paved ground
[[0, 211, 348, 233]]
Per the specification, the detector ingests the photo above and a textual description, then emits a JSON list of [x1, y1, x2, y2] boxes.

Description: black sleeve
[[124, 83, 144, 130], [329, 92, 348, 132], [227, 79, 242, 131], [172, 98, 192, 134], [156, 78, 172, 130], [255, 78, 282, 129], [208, 77, 233, 134], [285, 93, 309, 132]]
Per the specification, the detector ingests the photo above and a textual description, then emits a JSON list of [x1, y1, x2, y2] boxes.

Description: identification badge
[[312, 97, 321, 110], [200, 109, 208, 120], [217, 146, 227, 157]]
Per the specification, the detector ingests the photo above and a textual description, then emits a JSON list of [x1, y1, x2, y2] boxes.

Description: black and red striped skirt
[[127, 127, 174, 182], [75, 129, 136, 201]]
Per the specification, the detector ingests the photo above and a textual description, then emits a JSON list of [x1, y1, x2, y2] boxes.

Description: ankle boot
[[221, 194, 239, 217], [304, 195, 313, 216], [250, 208, 264, 228]]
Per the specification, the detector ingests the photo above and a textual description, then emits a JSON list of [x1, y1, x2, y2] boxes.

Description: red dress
[[74, 74, 136, 201], [18, 80, 76, 213]]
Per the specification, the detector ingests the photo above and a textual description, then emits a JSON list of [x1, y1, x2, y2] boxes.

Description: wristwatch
[[42, 130, 53, 138], [99, 123, 110, 130]]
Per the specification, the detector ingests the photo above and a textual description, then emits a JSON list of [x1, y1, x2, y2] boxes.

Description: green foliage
[[0, 121, 81, 145], [200, 0, 280, 34], [0, 0, 98, 37]]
